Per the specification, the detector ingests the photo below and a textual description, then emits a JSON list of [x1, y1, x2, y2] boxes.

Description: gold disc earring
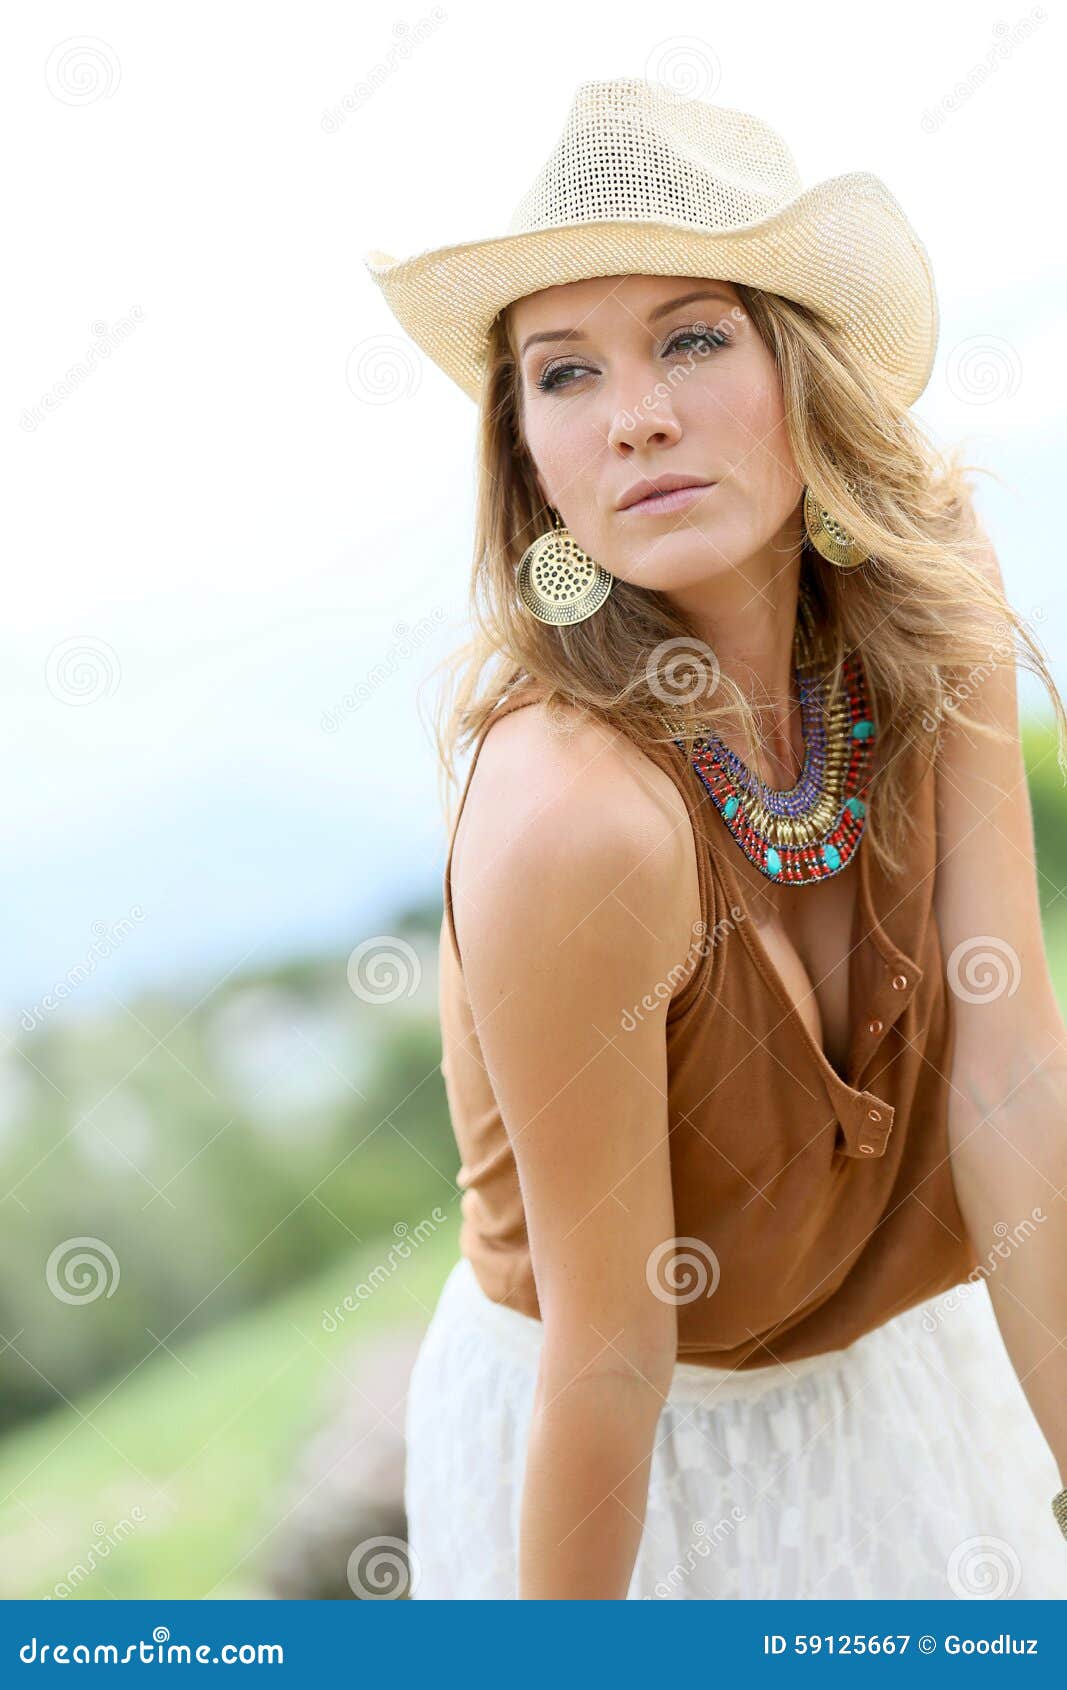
[[803, 485, 868, 570], [516, 508, 615, 626]]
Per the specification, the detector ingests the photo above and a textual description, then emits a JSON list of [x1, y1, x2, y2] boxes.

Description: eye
[[664, 326, 731, 358], [534, 358, 594, 394], [534, 325, 731, 392]]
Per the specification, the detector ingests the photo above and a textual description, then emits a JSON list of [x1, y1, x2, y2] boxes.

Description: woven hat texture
[[364, 78, 938, 409]]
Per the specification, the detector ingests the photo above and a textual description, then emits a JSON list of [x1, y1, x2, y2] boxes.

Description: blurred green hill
[[1, 906, 455, 1436], [0, 1218, 458, 1598]]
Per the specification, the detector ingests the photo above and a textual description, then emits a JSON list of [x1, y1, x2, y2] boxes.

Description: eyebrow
[[518, 287, 738, 358]]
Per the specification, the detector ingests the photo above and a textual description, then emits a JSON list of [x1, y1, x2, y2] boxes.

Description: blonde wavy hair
[[423, 282, 1067, 879]]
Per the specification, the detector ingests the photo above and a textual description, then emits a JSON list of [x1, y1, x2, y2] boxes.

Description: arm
[[453, 704, 701, 1599], [932, 523, 1067, 1488]]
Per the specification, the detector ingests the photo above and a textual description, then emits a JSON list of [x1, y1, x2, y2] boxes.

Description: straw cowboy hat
[[363, 77, 938, 411]]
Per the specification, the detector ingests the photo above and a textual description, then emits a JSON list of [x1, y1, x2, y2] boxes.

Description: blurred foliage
[[1021, 718, 1067, 917], [0, 1219, 458, 1599], [1, 916, 455, 1438]]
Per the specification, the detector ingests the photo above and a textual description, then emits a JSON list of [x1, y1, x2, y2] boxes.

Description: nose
[[606, 388, 683, 454]]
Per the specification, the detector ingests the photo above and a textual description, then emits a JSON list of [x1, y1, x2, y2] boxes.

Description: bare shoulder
[[449, 697, 693, 1379], [452, 699, 699, 985], [932, 522, 1065, 1098], [964, 506, 1005, 592]]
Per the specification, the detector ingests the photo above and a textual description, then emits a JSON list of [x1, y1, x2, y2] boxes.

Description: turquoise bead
[[724, 795, 739, 820], [765, 847, 782, 876], [845, 796, 866, 817], [851, 719, 874, 739], [822, 842, 841, 870]]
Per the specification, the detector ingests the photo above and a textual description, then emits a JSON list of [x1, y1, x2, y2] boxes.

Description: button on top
[[867, 1107, 882, 1122], [892, 973, 908, 990]]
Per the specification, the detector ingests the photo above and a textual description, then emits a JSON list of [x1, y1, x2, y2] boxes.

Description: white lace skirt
[[403, 1255, 1064, 1600]]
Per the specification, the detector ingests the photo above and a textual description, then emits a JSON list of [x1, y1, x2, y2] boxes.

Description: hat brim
[[363, 171, 937, 410]]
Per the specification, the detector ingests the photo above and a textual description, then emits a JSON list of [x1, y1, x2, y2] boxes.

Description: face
[[509, 274, 805, 599]]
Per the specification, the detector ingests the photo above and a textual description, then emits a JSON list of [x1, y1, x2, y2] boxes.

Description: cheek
[[702, 366, 800, 494], [709, 363, 783, 443], [529, 404, 598, 466], [523, 404, 607, 514]]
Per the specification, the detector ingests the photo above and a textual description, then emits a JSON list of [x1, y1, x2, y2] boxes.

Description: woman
[[365, 78, 1067, 1599]]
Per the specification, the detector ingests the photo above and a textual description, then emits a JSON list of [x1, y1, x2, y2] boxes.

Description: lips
[[616, 474, 714, 511]]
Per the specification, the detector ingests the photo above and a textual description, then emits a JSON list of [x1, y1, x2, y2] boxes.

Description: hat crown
[[365, 77, 938, 411], [505, 78, 804, 238]]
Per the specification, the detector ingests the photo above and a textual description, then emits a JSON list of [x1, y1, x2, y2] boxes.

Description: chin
[[613, 538, 739, 593]]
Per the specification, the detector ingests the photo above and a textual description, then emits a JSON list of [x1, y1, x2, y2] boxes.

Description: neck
[[665, 543, 808, 788]]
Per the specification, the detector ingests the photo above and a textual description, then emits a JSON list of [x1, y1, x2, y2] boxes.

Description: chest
[[739, 855, 862, 1082]]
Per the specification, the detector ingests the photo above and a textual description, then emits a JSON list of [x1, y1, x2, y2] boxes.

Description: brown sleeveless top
[[438, 684, 979, 1369]]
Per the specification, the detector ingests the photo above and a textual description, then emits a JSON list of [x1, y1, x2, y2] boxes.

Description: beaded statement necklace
[[662, 592, 877, 886]]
